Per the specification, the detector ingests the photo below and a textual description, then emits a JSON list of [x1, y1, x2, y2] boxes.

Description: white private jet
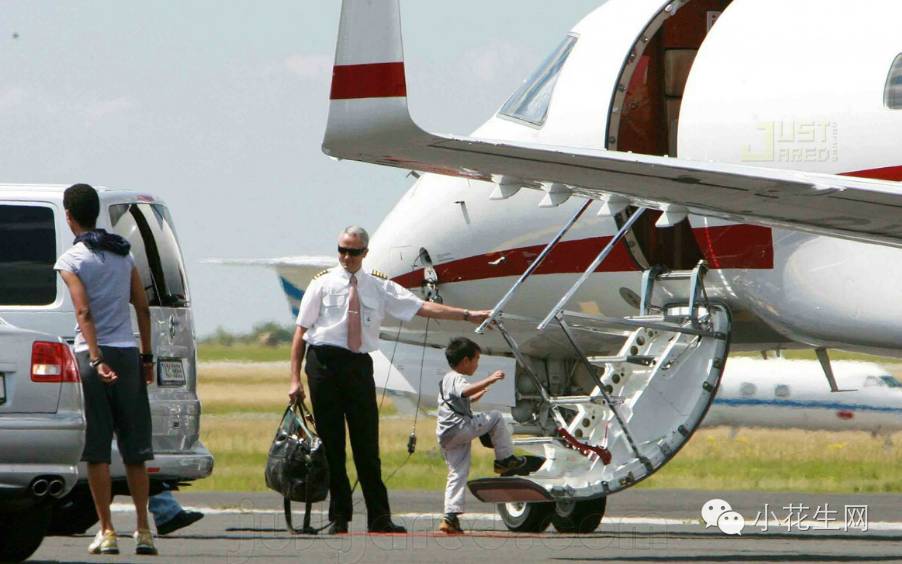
[[237, 0, 902, 532], [705, 358, 902, 442]]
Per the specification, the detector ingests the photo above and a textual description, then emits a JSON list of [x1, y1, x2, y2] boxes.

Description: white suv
[[0, 184, 213, 535]]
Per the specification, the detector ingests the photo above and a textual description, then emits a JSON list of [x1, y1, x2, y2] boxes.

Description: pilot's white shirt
[[296, 267, 424, 353]]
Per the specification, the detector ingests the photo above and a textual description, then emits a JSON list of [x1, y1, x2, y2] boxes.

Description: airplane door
[[607, 0, 733, 271]]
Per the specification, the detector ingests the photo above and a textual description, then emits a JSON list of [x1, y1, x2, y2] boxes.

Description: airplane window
[[739, 382, 756, 396], [885, 53, 902, 109], [864, 376, 880, 387], [774, 384, 790, 398], [880, 375, 902, 388], [499, 35, 578, 126]]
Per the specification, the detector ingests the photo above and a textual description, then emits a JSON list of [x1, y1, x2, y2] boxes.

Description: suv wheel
[[0, 502, 51, 562]]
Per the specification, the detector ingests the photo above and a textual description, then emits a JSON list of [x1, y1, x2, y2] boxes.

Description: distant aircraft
[[705, 357, 902, 444]]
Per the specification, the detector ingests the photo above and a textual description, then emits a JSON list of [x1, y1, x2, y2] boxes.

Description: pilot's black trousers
[[305, 344, 392, 527]]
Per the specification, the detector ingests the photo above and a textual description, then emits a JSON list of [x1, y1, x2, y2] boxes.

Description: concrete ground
[[30, 489, 902, 563]]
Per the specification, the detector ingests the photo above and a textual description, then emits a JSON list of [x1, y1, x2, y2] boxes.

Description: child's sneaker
[[88, 529, 119, 555], [133, 528, 158, 555], [494, 455, 529, 475], [438, 514, 464, 534]]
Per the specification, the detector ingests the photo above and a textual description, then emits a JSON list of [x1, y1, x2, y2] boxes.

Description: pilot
[[288, 225, 491, 534]]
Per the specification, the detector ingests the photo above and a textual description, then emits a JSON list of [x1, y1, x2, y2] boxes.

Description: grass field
[[194, 360, 902, 494], [198, 343, 901, 364], [198, 343, 291, 363]]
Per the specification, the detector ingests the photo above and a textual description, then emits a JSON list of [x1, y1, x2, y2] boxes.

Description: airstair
[[467, 202, 731, 506]]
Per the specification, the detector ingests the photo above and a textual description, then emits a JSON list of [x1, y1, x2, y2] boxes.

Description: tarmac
[[31, 489, 902, 563]]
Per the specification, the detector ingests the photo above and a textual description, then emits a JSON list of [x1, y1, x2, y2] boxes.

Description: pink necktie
[[347, 274, 362, 352]]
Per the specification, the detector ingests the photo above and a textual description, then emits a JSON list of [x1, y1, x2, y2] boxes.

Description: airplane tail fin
[[323, 0, 427, 160]]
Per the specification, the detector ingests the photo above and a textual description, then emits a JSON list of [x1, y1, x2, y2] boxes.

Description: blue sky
[[0, 1, 601, 334]]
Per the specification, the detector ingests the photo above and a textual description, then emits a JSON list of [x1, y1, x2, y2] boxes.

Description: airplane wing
[[205, 256, 337, 283], [323, 0, 902, 248], [206, 256, 337, 316]]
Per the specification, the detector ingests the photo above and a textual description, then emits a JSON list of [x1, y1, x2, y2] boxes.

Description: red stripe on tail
[[330, 62, 407, 100]]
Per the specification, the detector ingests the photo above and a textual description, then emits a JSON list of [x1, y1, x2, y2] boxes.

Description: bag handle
[[282, 401, 319, 438]]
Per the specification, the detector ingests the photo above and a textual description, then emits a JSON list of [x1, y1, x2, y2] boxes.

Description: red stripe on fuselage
[[841, 165, 902, 182], [694, 225, 773, 270], [330, 62, 407, 100], [388, 163, 898, 288], [393, 225, 773, 289]]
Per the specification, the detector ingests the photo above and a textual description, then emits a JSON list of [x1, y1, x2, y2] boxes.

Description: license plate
[[0, 374, 5, 404], [157, 359, 186, 387]]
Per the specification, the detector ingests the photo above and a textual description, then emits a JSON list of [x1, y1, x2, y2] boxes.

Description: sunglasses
[[338, 246, 367, 257]]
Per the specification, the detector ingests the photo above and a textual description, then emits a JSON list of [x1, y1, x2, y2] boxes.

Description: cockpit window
[[880, 375, 902, 388], [499, 35, 577, 126], [864, 376, 881, 387], [885, 53, 902, 109]]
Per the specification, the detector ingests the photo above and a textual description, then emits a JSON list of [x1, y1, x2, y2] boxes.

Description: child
[[436, 337, 527, 534]]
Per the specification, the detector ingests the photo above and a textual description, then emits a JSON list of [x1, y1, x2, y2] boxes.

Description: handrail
[[475, 199, 593, 334], [537, 207, 647, 331]]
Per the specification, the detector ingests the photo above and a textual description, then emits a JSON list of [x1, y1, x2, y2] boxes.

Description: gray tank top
[[54, 243, 136, 352]]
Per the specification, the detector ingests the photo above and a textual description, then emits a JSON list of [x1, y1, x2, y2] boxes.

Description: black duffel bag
[[264, 402, 329, 534]]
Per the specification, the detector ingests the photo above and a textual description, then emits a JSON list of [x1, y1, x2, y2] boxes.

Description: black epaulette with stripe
[[370, 269, 388, 280], [312, 268, 331, 280]]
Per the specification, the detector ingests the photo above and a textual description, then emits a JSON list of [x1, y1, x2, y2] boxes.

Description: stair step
[[586, 354, 656, 366], [546, 394, 606, 406], [512, 437, 556, 446], [656, 270, 694, 281], [468, 477, 553, 503], [562, 310, 718, 337]]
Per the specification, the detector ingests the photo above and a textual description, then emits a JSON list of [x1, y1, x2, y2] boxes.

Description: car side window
[[0, 205, 56, 306], [885, 53, 902, 109], [110, 203, 190, 307]]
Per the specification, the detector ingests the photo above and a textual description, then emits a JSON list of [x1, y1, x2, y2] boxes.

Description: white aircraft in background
[[705, 358, 902, 444], [227, 0, 902, 532]]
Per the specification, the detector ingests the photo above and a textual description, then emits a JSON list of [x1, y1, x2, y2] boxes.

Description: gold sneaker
[[438, 515, 464, 535], [133, 528, 158, 556], [88, 529, 119, 555]]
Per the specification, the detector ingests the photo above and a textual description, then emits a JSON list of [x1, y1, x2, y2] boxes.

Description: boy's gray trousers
[[438, 410, 514, 514]]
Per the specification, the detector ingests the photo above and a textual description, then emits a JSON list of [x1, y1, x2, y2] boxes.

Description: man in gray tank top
[[55, 183, 158, 556]]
